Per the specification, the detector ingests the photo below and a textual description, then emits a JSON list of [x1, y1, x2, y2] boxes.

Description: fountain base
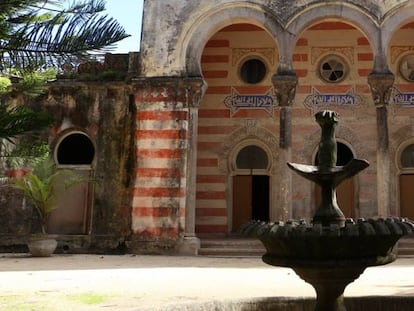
[[242, 218, 413, 311]]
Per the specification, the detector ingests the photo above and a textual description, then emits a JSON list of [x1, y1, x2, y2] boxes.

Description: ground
[[0, 254, 413, 310]]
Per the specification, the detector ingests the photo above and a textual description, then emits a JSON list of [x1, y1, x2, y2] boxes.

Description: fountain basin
[[243, 218, 414, 265]]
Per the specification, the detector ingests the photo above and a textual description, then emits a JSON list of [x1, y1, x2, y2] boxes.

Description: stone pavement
[[0, 253, 413, 310]]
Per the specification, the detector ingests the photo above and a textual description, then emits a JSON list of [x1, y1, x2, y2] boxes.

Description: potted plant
[[8, 153, 87, 256]]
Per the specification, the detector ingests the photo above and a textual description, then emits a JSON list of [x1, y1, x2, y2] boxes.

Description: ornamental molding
[[390, 46, 414, 64], [311, 47, 354, 65], [232, 48, 277, 66]]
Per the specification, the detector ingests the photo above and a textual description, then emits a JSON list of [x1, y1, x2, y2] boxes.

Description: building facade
[[3, 0, 414, 255], [134, 0, 414, 254]]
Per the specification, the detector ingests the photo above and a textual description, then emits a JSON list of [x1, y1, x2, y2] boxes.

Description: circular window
[[399, 54, 414, 82], [240, 58, 267, 84], [319, 55, 348, 83]]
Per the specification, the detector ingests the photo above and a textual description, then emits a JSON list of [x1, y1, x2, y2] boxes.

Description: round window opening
[[56, 133, 95, 165], [240, 58, 267, 84], [399, 54, 414, 82], [319, 55, 348, 83]]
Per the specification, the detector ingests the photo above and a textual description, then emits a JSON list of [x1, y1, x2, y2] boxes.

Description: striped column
[[131, 77, 205, 253]]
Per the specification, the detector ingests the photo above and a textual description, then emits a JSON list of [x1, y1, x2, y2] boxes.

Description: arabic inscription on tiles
[[304, 87, 362, 110], [224, 87, 277, 116], [390, 87, 414, 106]]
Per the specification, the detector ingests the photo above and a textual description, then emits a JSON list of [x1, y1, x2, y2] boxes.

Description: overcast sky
[[105, 0, 144, 53]]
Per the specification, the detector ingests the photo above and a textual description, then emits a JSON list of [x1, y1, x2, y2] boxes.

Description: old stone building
[[133, 0, 414, 254], [3, 0, 414, 255]]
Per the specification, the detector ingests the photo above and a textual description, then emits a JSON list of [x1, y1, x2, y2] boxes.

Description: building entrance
[[231, 144, 270, 232], [47, 132, 95, 234], [399, 143, 414, 220], [232, 175, 270, 232]]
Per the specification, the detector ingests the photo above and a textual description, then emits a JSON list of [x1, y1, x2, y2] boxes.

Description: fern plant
[[9, 155, 88, 234]]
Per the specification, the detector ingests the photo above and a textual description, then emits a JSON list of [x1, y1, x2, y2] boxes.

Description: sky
[[104, 0, 144, 53]]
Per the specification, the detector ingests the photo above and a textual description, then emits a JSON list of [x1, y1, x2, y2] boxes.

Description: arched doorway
[[232, 144, 270, 232], [195, 22, 278, 235], [315, 142, 355, 218], [399, 143, 414, 220], [47, 131, 95, 234]]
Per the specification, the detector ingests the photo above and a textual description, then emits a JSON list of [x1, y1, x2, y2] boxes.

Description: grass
[[0, 295, 53, 311], [69, 292, 110, 305], [0, 292, 111, 310]]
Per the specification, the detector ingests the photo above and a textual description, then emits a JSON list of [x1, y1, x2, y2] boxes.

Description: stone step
[[397, 238, 414, 256], [199, 237, 414, 257], [198, 247, 265, 257], [199, 238, 265, 257]]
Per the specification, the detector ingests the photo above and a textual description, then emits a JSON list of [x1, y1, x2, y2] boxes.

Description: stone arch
[[382, 3, 414, 49], [182, 2, 284, 76], [286, 3, 379, 66], [392, 124, 414, 219], [391, 125, 414, 171], [217, 124, 279, 229], [217, 125, 279, 175]]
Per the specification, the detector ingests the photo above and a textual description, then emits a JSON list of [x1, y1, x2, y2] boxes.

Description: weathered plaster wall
[[44, 82, 135, 251], [140, 0, 414, 77]]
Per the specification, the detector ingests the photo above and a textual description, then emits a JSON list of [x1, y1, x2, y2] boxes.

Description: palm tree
[[0, 0, 129, 140], [0, 0, 129, 70]]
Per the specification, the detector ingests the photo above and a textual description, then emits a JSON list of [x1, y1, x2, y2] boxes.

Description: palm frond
[[0, 0, 129, 69], [0, 105, 54, 142]]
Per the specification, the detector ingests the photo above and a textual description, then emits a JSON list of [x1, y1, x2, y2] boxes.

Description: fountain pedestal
[[295, 265, 364, 311]]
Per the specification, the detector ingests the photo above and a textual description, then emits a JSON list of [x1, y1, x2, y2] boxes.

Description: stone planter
[[28, 235, 58, 257]]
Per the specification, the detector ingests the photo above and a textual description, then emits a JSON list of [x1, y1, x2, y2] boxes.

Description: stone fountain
[[242, 110, 414, 311]]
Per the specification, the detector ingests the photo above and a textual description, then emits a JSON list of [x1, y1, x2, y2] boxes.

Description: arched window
[[56, 132, 95, 165], [236, 145, 269, 170], [400, 144, 414, 168]]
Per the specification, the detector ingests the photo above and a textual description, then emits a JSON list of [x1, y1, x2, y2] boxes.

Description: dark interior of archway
[[401, 144, 414, 168], [314, 142, 353, 166], [57, 133, 95, 165], [236, 145, 268, 169]]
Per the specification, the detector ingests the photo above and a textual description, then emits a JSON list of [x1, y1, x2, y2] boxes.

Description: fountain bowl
[[243, 218, 414, 267]]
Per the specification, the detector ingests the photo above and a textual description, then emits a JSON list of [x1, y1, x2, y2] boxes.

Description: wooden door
[[47, 170, 92, 234], [400, 174, 414, 220], [232, 176, 252, 232]]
